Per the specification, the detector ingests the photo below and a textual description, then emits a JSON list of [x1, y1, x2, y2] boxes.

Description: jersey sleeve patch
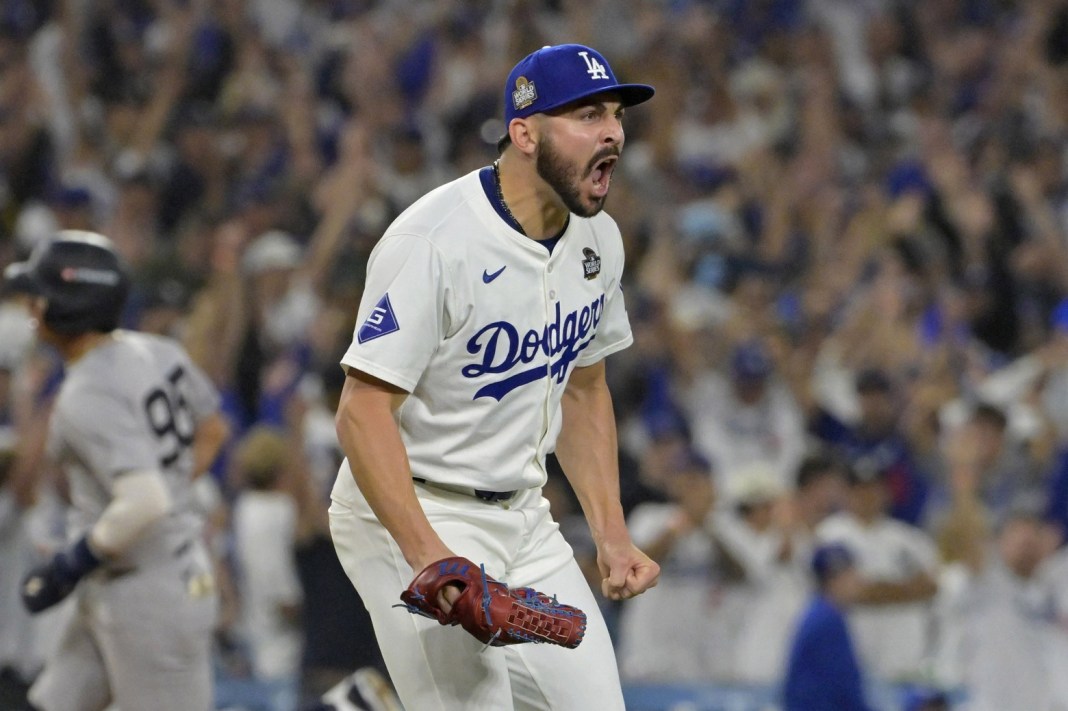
[[357, 293, 400, 343]]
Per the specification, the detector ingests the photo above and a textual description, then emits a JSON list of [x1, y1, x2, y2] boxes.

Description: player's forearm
[[335, 374, 451, 570], [344, 426, 445, 568], [643, 524, 686, 563], [856, 573, 938, 604], [556, 363, 628, 545], [90, 469, 172, 557]]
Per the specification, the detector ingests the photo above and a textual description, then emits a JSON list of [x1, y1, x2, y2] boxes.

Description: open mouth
[[589, 156, 618, 197]]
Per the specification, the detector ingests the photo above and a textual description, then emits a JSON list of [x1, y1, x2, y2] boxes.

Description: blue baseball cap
[[1052, 297, 1068, 333], [811, 543, 855, 584], [499, 44, 654, 149], [730, 342, 773, 381]]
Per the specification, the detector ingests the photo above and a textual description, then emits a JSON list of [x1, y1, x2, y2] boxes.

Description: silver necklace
[[492, 160, 525, 235]]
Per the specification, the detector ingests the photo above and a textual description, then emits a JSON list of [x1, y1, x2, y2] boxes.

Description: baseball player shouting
[[329, 44, 660, 709], [6, 231, 229, 711]]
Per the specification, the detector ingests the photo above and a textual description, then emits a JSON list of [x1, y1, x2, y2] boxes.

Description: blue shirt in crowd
[[783, 594, 872, 711]]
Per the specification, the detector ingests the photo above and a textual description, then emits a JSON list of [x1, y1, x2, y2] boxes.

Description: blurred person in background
[[790, 453, 850, 537], [931, 402, 1049, 532], [726, 454, 848, 684], [934, 495, 1068, 711], [685, 339, 806, 497], [1039, 300, 1068, 446], [1029, 301, 1068, 540], [711, 463, 807, 684], [0, 25, 55, 235], [618, 411, 685, 517], [812, 367, 930, 526], [180, 117, 374, 434], [229, 425, 304, 711], [374, 124, 454, 216], [0, 417, 31, 708], [288, 360, 389, 705], [617, 450, 726, 682], [8, 232, 229, 711], [231, 228, 320, 425], [782, 542, 873, 711], [0, 304, 42, 709], [817, 456, 940, 683]]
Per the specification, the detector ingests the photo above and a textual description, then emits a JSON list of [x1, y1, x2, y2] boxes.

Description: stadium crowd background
[[2, 0, 1068, 709]]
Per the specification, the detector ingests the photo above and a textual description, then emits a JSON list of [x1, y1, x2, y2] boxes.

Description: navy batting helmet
[[4, 230, 130, 334]]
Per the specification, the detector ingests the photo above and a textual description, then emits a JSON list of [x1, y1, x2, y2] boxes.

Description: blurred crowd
[[2, 0, 1068, 709]]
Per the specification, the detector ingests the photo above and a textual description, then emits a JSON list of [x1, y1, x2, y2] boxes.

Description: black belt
[[412, 477, 517, 502]]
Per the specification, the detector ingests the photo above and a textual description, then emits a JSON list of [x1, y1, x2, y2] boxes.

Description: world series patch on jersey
[[581, 248, 601, 279]]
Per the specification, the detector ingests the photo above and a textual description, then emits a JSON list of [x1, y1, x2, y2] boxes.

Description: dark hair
[[855, 367, 894, 394], [971, 402, 1007, 430], [796, 453, 844, 490]]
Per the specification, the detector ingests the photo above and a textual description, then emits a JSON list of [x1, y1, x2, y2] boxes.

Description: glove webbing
[[497, 587, 587, 645]]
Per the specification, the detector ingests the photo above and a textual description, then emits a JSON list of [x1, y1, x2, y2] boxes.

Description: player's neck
[[56, 331, 115, 364], [851, 508, 882, 527], [495, 154, 569, 240]]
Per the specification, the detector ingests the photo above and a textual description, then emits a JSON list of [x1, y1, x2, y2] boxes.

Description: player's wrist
[[405, 544, 457, 574], [55, 535, 103, 584], [585, 504, 629, 546]]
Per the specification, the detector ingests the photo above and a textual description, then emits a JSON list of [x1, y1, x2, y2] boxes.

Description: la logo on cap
[[512, 76, 537, 111], [578, 50, 608, 80]]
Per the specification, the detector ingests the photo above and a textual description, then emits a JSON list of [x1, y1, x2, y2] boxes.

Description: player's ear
[[508, 117, 538, 156]]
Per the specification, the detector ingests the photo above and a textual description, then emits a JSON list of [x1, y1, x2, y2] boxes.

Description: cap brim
[[613, 83, 656, 108], [540, 83, 656, 116]]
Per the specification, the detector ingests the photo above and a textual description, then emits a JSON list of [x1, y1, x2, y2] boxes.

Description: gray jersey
[[46, 330, 220, 570]]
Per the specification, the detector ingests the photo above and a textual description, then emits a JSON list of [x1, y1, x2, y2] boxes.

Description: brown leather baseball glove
[[397, 556, 586, 648]]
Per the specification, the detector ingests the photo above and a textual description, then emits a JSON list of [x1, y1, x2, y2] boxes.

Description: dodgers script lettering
[[462, 294, 605, 400]]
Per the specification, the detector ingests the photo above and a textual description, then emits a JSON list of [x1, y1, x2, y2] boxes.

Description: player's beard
[[536, 134, 608, 218]]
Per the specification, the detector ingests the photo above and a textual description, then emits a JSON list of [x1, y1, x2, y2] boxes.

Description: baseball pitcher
[[330, 44, 660, 710]]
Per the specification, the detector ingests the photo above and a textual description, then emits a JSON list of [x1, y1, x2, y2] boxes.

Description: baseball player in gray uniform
[[330, 44, 660, 710], [5, 230, 229, 711]]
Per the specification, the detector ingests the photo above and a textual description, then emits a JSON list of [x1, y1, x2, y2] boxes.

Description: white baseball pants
[[329, 481, 626, 711]]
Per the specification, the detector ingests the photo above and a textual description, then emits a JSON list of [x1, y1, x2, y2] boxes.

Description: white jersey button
[[549, 290, 557, 299]]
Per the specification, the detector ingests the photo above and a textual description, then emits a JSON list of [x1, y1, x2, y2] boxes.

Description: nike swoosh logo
[[482, 266, 506, 283]]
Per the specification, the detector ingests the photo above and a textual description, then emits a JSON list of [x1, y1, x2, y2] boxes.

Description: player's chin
[[585, 196, 608, 216], [576, 186, 609, 217]]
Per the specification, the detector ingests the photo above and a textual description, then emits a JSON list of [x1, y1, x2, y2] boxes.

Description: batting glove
[[21, 536, 102, 614]]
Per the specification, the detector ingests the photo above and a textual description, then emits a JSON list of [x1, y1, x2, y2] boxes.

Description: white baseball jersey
[[816, 511, 940, 681], [336, 168, 632, 495]]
